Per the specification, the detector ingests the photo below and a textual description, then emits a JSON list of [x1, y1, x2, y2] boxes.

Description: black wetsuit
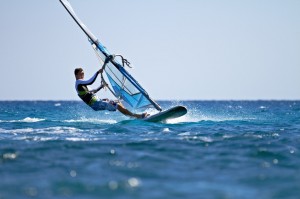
[[75, 72, 101, 105]]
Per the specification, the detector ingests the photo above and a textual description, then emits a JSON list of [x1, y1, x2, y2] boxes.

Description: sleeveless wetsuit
[[75, 72, 117, 111]]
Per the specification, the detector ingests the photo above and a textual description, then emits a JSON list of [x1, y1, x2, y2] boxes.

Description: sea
[[0, 100, 300, 199]]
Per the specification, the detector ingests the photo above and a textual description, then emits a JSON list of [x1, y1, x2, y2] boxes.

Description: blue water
[[1, 101, 300, 199]]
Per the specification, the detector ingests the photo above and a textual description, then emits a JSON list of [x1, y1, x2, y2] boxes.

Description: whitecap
[[66, 137, 94, 141], [64, 117, 117, 124], [178, 132, 191, 136], [36, 126, 82, 134], [199, 115, 256, 122], [223, 134, 235, 139], [198, 136, 213, 143], [3, 153, 18, 160], [162, 128, 170, 132], [0, 127, 82, 135], [32, 137, 59, 141], [128, 178, 141, 188], [22, 117, 45, 123], [0, 128, 34, 134], [0, 117, 45, 123]]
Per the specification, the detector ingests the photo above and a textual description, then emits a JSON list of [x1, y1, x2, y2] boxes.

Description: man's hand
[[98, 68, 104, 74], [100, 82, 108, 88], [104, 55, 115, 64]]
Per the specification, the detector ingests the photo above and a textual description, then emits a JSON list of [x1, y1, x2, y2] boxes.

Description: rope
[[115, 54, 132, 68]]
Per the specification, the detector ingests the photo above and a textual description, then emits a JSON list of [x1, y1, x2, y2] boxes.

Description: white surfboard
[[143, 106, 187, 122]]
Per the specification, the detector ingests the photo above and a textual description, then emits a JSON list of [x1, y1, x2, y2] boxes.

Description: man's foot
[[141, 113, 150, 119]]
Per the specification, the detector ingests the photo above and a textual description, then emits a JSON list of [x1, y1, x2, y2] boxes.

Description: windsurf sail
[[60, 0, 162, 111]]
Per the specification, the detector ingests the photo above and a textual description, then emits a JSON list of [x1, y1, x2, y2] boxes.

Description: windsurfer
[[74, 56, 148, 119]]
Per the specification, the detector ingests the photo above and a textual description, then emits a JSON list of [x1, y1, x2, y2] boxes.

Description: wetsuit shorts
[[90, 98, 118, 111]]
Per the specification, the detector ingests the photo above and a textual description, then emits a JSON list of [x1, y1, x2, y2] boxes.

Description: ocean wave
[[64, 117, 117, 124], [0, 117, 45, 123], [0, 126, 82, 134], [23, 117, 45, 122], [0, 126, 91, 141], [65, 137, 102, 141], [165, 114, 255, 124], [0, 128, 34, 134], [160, 107, 257, 124], [39, 126, 83, 133], [197, 116, 256, 122]]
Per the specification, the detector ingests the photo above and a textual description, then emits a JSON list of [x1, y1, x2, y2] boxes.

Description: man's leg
[[116, 103, 147, 119]]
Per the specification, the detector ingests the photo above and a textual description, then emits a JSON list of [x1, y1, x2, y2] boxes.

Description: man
[[74, 57, 148, 119]]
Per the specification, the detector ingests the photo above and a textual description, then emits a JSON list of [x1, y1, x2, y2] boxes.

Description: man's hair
[[74, 68, 83, 76]]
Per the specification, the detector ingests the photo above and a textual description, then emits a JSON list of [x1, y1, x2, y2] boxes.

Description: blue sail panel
[[106, 73, 152, 109], [93, 43, 161, 110], [90, 43, 159, 110]]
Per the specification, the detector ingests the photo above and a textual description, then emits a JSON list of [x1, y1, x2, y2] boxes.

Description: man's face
[[76, 70, 84, 79]]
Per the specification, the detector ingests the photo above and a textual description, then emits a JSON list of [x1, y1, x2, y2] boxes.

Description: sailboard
[[60, 0, 187, 122], [143, 106, 187, 122]]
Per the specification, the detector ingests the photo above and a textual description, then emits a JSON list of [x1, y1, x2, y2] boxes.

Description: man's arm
[[77, 71, 99, 86], [89, 84, 104, 94], [78, 55, 113, 92]]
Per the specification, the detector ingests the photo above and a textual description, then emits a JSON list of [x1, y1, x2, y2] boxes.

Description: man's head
[[74, 68, 84, 80]]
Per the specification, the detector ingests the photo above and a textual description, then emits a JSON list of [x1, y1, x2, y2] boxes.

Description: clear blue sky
[[0, 0, 299, 100]]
